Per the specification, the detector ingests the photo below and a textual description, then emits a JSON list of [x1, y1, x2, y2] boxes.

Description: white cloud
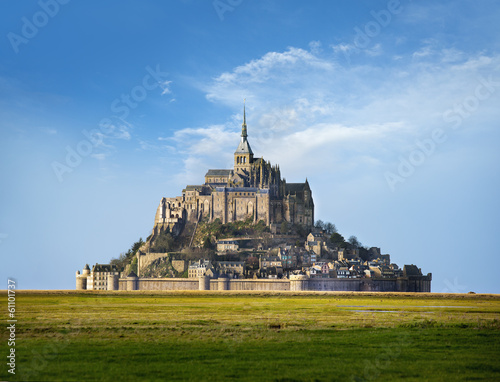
[[331, 43, 355, 54], [103, 118, 133, 141], [205, 47, 334, 106], [160, 80, 172, 95], [172, 42, 500, 187], [309, 40, 322, 54], [115, 128, 131, 140], [365, 43, 382, 57], [162, 123, 241, 184], [412, 45, 433, 59]]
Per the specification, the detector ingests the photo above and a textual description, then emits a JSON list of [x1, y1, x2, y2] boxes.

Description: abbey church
[[153, 106, 314, 234]]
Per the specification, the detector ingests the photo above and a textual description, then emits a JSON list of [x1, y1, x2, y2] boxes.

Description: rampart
[[115, 275, 431, 292]]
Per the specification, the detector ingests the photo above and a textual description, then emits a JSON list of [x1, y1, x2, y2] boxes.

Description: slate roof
[[184, 185, 204, 191], [234, 137, 253, 155], [309, 232, 323, 238], [285, 183, 306, 193], [206, 169, 233, 177], [93, 263, 119, 272]]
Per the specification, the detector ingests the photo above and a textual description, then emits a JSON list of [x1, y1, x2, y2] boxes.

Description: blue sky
[[1, 0, 499, 293]]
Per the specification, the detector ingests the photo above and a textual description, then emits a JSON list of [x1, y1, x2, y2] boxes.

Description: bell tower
[[234, 102, 253, 172]]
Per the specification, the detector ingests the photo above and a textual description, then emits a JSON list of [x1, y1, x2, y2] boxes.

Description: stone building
[[76, 263, 120, 291], [218, 261, 245, 278], [188, 259, 215, 279], [305, 232, 328, 255], [278, 246, 298, 269], [216, 239, 239, 252], [152, 106, 314, 239]]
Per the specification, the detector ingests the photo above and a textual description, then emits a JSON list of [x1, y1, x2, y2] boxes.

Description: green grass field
[[1, 291, 499, 381]]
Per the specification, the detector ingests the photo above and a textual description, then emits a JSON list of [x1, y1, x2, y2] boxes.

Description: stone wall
[[211, 279, 290, 291], [137, 253, 188, 276], [137, 252, 168, 276], [115, 276, 431, 292], [172, 260, 188, 273], [118, 278, 198, 291]]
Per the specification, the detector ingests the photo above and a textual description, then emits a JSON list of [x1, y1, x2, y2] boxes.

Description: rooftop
[[206, 169, 233, 177]]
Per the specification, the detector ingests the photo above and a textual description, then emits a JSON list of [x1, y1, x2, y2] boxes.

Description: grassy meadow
[[1, 291, 499, 381]]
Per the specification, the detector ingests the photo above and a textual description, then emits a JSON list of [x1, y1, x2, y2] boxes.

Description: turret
[[82, 264, 90, 276], [126, 271, 139, 291], [76, 264, 90, 290]]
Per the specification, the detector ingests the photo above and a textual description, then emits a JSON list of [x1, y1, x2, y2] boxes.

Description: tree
[[152, 232, 174, 253], [130, 257, 138, 274], [324, 222, 337, 234], [246, 256, 259, 270], [348, 235, 361, 249], [110, 238, 145, 270], [330, 232, 347, 248], [131, 238, 144, 254], [110, 252, 127, 269], [202, 237, 213, 249], [314, 220, 325, 230]]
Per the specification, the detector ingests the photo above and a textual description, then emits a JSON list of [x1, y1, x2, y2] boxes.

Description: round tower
[[126, 271, 138, 291], [290, 274, 309, 291], [75, 270, 87, 290], [107, 274, 119, 291], [82, 264, 90, 276], [218, 274, 229, 291], [199, 275, 210, 291]]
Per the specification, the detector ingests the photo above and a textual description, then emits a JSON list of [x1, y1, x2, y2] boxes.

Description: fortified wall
[[84, 273, 431, 292]]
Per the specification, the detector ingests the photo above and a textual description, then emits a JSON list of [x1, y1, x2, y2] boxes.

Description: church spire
[[234, 99, 253, 169], [241, 99, 247, 138]]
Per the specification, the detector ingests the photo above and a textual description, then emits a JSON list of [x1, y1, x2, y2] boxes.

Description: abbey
[[153, 106, 314, 234]]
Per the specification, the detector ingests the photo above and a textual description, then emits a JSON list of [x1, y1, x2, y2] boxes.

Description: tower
[[234, 102, 254, 172]]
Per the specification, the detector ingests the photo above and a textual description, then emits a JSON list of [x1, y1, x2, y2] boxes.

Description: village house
[[216, 239, 239, 252], [259, 255, 283, 277], [278, 246, 298, 269], [188, 259, 215, 279], [218, 261, 245, 278], [305, 232, 327, 256]]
